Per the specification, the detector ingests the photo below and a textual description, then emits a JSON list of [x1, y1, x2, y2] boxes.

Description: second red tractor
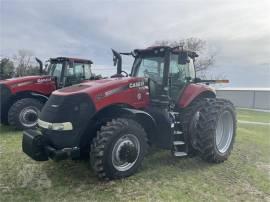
[[0, 57, 100, 130]]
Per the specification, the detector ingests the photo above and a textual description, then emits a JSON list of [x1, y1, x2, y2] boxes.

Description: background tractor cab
[[41, 57, 95, 88], [0, 57, 99, 130], [22, 46, 235, 181]]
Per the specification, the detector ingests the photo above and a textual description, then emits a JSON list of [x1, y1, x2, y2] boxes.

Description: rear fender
[[178, 84, 216, 108], [12, 91, 49, 104]]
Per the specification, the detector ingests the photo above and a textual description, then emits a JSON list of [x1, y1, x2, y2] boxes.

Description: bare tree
[[154, 37, 216, 77], [13, 49, 37, 76], [0, 58, 15, 79]]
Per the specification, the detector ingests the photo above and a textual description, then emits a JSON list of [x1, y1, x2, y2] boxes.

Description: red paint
[[1, 75, 56, 96], [2, 74, 216, 112], [178, 83, 216, 108], [52, 78, 216, 112], [54, 77, 150, 111]]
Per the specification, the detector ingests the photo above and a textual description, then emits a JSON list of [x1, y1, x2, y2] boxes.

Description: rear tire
[[179, 98, 209, 155], [8, 98, 43, 130], [196, 98, 237, 163], [90, 118, 148, 180]]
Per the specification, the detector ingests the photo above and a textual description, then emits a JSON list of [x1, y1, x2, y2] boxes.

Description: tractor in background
[[22, 46, 236, 180], [0, 57, 100, 130]]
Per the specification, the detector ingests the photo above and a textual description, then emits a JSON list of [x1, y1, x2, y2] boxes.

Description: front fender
[[118, 108, 158, 145], [94, 106, 157, 143], [30, 92, 49, 101]]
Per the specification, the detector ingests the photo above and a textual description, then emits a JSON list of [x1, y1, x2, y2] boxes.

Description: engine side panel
[[1, 76, 56, 96]]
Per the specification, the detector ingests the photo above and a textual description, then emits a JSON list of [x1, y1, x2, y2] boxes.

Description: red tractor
[[0, 57, 100, 130], [22, 46, 237, 180]]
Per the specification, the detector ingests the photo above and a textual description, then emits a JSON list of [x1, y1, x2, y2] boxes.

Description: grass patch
[[237, 109, 270, 123], [0, 110, 269, 201]]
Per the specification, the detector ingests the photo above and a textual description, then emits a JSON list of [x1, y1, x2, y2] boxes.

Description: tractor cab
[[45, 57, 94, 88], [131, 46, 197, 104], [113, 46, 198, 106]]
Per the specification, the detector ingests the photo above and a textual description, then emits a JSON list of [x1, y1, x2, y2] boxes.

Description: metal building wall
[[216, 88, 270, 110]]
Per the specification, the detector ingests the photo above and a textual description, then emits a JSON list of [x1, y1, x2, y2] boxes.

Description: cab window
[[67, 63, 92, 79], [135, 57, 164, 85], [169, 54, 195, 82], [51, 63, 63, 82], [169, 54, 195, 101]]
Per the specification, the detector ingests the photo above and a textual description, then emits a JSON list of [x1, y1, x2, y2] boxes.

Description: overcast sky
[[1, 0, 270, 87]]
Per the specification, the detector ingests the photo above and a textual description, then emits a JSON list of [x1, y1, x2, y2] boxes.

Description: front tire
[[8, 98, 43, 130], [90, 118, 148, 180], [196, 98, 237, 163]]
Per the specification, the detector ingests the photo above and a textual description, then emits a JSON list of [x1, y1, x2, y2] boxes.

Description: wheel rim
[[112, 134, 140, 172], [215, 110, 234, 153], [19, 107, 39, 128], [192, 111, 200, 128]]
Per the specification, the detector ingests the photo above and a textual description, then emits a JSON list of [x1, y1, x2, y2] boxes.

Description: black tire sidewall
[[103, 122, 147, 179], [8, 98, 43, 130], [197, 98, 237, 162]]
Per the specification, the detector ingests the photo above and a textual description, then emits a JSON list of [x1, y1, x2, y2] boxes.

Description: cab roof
[[134, 46, 198, 58], [50, 57, 93, 64]]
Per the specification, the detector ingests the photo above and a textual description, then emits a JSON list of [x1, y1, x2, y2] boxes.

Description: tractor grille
[[39, 93, 96, 148]]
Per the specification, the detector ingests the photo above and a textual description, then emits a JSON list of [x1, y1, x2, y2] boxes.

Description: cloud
[[1, 0, 270, 87]]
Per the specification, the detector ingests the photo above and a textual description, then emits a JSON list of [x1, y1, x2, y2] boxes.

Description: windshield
[[47, 62, 63, 77], [133, 56, 164, 85]]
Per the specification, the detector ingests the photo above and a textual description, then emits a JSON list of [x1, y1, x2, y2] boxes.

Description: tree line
[[0, 49, 40, 79]]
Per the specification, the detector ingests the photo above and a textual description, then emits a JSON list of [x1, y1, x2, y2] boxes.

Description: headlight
[[38, 119, 73, 131]]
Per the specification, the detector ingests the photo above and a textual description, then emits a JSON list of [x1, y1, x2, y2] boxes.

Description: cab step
[[174, 130, 183, 135], [173, 141, 185, 145], [174, 152, 188, 157]]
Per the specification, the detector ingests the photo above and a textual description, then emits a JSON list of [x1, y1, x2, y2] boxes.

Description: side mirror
[[69, 61, 74, 68], [193, 78, 202, 83], [178, 52, 188, 65], [111, 49, 122, 75], [185, 76, 192, 82]]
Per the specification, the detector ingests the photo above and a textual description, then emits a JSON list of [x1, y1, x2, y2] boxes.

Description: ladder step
[[174, 152, 187, 157], [173, 141, 185, 145], [174, 130, 183, 135]]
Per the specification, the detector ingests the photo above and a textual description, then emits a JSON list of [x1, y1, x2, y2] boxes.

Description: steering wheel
[[120, 70, 129, 77]]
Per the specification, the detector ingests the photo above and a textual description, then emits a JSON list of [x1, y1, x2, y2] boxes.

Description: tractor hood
[[54, 77, 146, 96], [53, 76, 149, 111], [0, 75, 56, 95], [0, 75, 54, 87]]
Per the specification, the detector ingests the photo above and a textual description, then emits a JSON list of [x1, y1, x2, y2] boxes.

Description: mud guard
[[178, 84, 216, 108]]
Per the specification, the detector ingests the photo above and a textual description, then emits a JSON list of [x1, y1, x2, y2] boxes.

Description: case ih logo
[[37, 78, 52, 83], [129, 81, 145, 88]]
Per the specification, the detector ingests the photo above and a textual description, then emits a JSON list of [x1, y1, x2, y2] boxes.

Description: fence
[[216, 88, 270, 110]]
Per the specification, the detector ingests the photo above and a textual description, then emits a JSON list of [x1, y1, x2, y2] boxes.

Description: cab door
[[50, 62, 65, 89], [169, 54, 195, 102]]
